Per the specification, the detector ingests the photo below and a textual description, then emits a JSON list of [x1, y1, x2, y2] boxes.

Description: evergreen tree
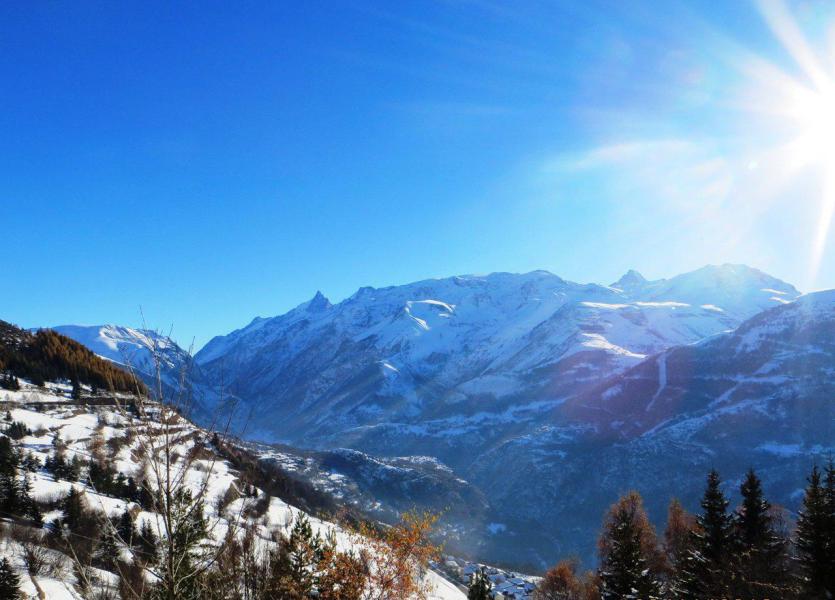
[[20, 452, 40, 473], [60, 487, 85, 531], [826, 459, 835, 592], [0, 374, 20, 391], [137, 519, 158, 564], [4, 422, 29, 441], [0, 470, 20, 516], [96, 527, 122, 572], [598, 492, 661, 600], [20, 474, 42, 526], [0, 437, 17, 475], [45, 449, 80, 481], [468, 567, 492, 600], [71, 378, 82, 401], [0, 438, 29, 520], [123, 477, 139, 503], [0, 557, 21, 599], [286, 513, 322, 598], [117, 508, 137, 548], [678, 469, 733, 599], [152, 489, 209, 600], [796, 465, 835, 599], [731, 469, 790, 597]]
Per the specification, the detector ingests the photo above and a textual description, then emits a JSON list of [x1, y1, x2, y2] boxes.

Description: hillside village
[[435, 556, 537, 600]]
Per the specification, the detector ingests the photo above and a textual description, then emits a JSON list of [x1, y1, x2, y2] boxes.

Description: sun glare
[[748, 0, 835, 283], [790, 84, 835, 167]]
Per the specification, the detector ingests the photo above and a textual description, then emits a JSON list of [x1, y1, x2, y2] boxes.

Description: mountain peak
[[611, 269, 647, 290], [305, 290, 332, 312]]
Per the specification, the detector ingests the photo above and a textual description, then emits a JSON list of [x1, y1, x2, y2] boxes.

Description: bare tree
[[72, 319, 246, 600]]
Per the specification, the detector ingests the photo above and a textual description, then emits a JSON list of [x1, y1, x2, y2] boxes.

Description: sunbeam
[[744, 0, 835, 283]]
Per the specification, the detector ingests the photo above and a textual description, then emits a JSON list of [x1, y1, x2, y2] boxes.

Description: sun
[[745, 0, 835, 283], [788, 83, 835, 168], [786, 81, 835, 282]]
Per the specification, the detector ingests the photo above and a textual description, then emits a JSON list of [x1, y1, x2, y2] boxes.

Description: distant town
[[434, 556, 538, 600]]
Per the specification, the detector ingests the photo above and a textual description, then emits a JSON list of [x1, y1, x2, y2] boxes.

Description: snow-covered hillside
[[50, 324, 224, 422], [0, 381, 464, 599], [51, 325, 194, 389], [564, 288, 835, 439]]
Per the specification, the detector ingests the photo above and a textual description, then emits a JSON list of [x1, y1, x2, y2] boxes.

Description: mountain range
[[48, 264, 835, 568]]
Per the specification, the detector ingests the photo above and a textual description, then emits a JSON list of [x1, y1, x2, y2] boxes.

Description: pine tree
[[4, 422, 29, 441], [677, 469, 733, 599], [96, 528, 121, 572], [71, 378, 82, 401], [286, 513, 322, 598], [0, 557, 21, 599], [0, 437, 24, 518], [468, 567, 492, 600], [0, 437, 17, 475], [61, 487, 85, 531], [20, 474, 42, 526], [117, 508, 137, 548], [731, 469, 790, 597], [598, 492, 661, 600], [152, 489, 210, 600], [137, 519, 158, 564], [796, 465, 834, 599], [825, 460, 835, 595], [0, 375, 19, 392]]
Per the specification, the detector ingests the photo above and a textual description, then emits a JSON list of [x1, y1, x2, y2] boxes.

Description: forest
[[0, 321, 143, 394], [501, 465, 835, 600]]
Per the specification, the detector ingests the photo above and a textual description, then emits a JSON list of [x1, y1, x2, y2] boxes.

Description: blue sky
[[3, 1, 835, 348]]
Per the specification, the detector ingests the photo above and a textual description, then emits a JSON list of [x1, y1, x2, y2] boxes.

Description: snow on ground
[[1, 381, 466, 599]]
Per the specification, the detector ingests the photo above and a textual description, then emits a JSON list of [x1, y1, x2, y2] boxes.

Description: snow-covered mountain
[[51, 325, 190, 380], [193, 264, 797, 447], [563, 288, 835, 440], [467, 288, 835, 566], [50, 324, 219, 419], [186, 263, 820, 566], [53, 264, 829, 569]]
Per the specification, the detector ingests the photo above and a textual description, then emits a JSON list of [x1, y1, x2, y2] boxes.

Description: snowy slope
[[50, 324, 223, 422], [564, 288, 835, 439], [51, 325, 192, 384], [0, 381, 466, 600]]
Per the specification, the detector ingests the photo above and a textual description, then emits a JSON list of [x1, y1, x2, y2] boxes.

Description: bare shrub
[[356, 510, 442, 600], [87, 429, 106, 465], [97, 411, 111, 427], [215, 483, 240, 515], [9, 522, 39, 545], [247, 491, 271, 520], [21, 538, 50, 576], [106, 434, 127, 456]]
